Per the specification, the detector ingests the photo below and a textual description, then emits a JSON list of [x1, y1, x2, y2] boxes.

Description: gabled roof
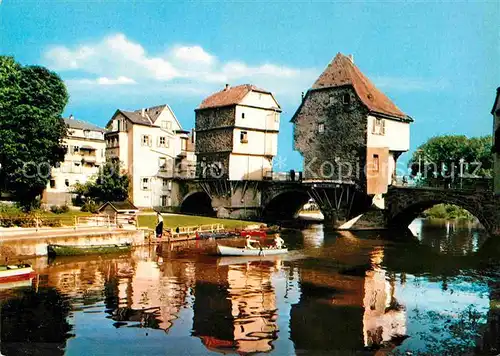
[[304, 53, 411, 121], [107, 104, 184, 130], [491, 87, 500, 115], [98, 200, 138, 212], [63, 118, 105, 132], [197, 84, 280, 110]]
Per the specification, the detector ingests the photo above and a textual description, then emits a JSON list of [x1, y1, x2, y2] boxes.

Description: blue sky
[[1, 1, 498, 170]]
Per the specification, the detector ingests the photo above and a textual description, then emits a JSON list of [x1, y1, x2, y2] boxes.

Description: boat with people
[[216, 244, 288, 256], [47, 243, 132, 257], [0, 264, 36, 282]]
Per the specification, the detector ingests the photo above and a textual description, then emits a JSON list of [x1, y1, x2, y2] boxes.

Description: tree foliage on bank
[[72, 160, 130, 206], [0, 56, 68, 210], [409, 135, 493, 184]]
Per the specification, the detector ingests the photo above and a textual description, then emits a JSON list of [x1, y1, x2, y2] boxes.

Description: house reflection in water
[[193, 260, 280, 354], [290, 243, 407, 352], [363, 247, 407, 349]]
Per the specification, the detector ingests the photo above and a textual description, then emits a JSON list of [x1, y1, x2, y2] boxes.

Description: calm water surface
[[1, 219, 499, 355]]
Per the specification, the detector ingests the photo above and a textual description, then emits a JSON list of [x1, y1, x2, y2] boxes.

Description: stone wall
[[195, 107, 235, 130], [293, 86, 368, 189], [195, 128, 233, 153]]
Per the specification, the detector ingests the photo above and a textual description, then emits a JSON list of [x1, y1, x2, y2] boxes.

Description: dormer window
[[342, 93, 350, 105]]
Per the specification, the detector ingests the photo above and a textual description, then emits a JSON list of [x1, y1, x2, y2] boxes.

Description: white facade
[[43, 118, 106, 206], [105, 105, 196, 208]]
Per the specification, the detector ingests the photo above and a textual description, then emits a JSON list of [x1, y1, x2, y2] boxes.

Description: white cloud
[[71, 76, 136, 86], [43, 33, 316, 101]]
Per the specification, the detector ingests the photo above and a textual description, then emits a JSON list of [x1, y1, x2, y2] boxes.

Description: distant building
[[43, 116, 106, 206], [195, 84, 281, 180], [292, 53, 413, 195], [105, 105, 196, 208], [492, 87, 500, 194]]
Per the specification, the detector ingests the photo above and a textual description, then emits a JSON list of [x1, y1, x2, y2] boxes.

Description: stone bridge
[[385, 186, 500, 236]]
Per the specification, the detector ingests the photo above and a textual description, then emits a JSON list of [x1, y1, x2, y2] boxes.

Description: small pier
[[145, 224, 225, 244]]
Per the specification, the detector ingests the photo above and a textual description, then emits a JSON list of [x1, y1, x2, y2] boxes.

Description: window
[[72, 146, 80, 154], [240, 131, 248, 143], [318, 123, 325, 133], [84, 129, 90, 138], [373, 154, 379, 172], [241, 112, 245, 119], [117, 120, 121, 131], [274, 112, 279, 123], [159, 157, 167, 168], [65, 179, 69, 187], [372, 118, 386, 135], [141, 177, 150, 190], [50, 179, 56, 188], [141, 135, 152, 146], [161, 121, 172, 130], [74, 162, 80, 167], [342, 93, 350, 105], [161, 195, 168, 207], [158, 136, 168, 148], [162, 178, 169, 187]]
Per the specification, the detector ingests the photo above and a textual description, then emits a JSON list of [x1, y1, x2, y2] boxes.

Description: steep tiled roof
[[63, 118, 104, 132], [197, 84, 272, 110], [119, 110, 153, 126], [134, 105, 167, 122], [312, 53, 410, 120]]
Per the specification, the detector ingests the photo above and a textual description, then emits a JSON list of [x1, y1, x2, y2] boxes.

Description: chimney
[[69, 114, 74, 120], [224, 84, 230, 91], [141, 108, 145, 117], [348, 54, 354, 63]]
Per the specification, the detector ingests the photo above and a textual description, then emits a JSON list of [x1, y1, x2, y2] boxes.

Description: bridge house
[[105, 105, 196, 209], [292, 53, 413, 198], [195, 84, 281, 180]]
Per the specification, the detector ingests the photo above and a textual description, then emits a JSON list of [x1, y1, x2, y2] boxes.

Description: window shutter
[[381, 120, 386, 135]]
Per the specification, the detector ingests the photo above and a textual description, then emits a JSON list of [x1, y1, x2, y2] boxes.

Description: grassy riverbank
[[137, 214, 260, 230]]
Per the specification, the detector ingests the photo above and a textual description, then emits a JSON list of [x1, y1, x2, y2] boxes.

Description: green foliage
[[49, 205, 70, 214], [409, 135, 493, 185], [72, 160, 129, 204], [423, 204, 474, 221], [81, 200, 99, 213], [0, 56, 69, 210]]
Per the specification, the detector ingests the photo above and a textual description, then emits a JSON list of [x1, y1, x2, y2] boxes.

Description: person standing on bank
[[155, 211, 164, 238]]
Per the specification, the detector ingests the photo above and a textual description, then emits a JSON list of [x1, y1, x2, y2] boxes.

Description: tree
[[409, 135, 493, 186], [73, 160, 130, 203], [0, 56, 68, 209]]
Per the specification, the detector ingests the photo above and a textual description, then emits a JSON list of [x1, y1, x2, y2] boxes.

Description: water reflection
[[0, 220, 499, 355]]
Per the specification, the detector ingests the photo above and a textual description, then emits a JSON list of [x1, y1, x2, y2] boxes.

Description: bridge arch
[[386, 187, 496, 235], [179, 191, 215, 217], [261, 189, 313, 221]]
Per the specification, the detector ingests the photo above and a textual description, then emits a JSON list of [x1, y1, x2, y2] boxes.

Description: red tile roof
[[197, 84, 272, 110], [312, 53, 409, 120]]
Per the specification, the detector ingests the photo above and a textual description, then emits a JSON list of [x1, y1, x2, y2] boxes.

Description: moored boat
[[216, 244, 288, 256], [47, 243, 132, 257], [0, 264, 36, 283]]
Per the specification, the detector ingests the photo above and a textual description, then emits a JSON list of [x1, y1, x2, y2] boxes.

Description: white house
[[105, 104, 196, 208], [43, 116, 106, 206], [195, 84, 281, 180]]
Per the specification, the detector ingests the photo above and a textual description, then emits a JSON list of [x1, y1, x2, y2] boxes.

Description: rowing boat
[[216, 244, 288, 256], [0, 264, 36, 283], [47, 243, 132, 257]]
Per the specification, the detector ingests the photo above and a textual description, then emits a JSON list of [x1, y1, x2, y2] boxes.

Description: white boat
[[216, 244, 288, 256], [0, 264, 35, 281]]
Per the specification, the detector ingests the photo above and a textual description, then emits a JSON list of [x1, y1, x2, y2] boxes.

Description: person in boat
[[273, 234, 285, 249], [245, 235, 260, 249], [155, 211, 163, 238]]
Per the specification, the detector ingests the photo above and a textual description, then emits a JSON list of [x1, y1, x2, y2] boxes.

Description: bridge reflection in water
[[1, 221, 499, 354]]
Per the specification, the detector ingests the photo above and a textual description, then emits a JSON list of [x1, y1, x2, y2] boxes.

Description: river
[[1, 219, 499, 355]]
